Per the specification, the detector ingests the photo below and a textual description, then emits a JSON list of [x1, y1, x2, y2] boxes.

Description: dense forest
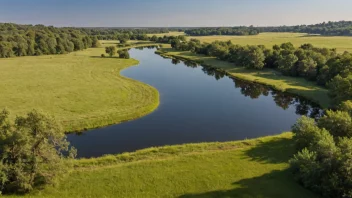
[[184, 27, 259, 36], [169, 37, 352, 105], [0, 23, 100, 58]]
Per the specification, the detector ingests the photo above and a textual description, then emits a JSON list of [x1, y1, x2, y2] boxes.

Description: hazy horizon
[[1, 0, 352, 27]]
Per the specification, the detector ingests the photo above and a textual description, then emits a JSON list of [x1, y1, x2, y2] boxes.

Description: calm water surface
[[67, 47, 321, 158]]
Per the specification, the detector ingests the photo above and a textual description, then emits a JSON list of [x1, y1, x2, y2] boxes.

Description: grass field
[[147, 31, 186, 37], [157, 46, 331, 108], [188, 32, 352, 53], [5, 133, 318, 198], [0, 44, 159, 132]]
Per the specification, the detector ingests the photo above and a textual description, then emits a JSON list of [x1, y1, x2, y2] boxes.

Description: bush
[[101, 54, 105, 58]]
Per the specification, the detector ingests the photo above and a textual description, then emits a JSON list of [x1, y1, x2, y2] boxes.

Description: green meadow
[[5, 133, 318, 198], [0, 45, 159, 132]]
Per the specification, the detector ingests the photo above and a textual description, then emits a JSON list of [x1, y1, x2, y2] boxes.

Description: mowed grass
[[188, 32, 352, 53], [5, 133, 318, 198], [157, 46, 331, 108], [0, 46, 159, 132]]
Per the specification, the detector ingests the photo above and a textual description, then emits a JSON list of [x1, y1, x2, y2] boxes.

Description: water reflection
[[168, 57, 323, 119], [135, 46, 158, 50]]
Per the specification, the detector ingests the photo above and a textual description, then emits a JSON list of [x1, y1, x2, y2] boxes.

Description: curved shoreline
[[64, 56, 160, 133], [155, 48, 331, 108]]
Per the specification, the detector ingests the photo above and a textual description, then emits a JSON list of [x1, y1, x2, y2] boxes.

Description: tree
[[91, 36, 101, 48], [328, 75, 352, 104], [118, 49, 130, 59], [105, 46, 116, 57], [243, 45, 265, 69], [0, 109, 76, 194], [318, 110, 352, 138], [297, 57, 317, 79], [277, 53, 298, 75]]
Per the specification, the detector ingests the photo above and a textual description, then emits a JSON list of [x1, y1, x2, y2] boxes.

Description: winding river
[[67, 47, 321, 158]]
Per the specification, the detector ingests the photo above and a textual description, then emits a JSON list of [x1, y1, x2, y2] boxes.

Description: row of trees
[[183, 21, 352, 36], [104, 46, 130, 59], [290, 100, 352, 197], [258, 21, 352, 36], [0, 23, 100, 58], [184, 27, 259, 36], [169, 38, 352, 105]]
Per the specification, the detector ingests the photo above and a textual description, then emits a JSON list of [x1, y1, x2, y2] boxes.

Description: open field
[[5, 133, 318, 198], [157, 46, 331, 108], [188, 32, 352, 53], [0, 45, 159, 132], [147, 31, 186, 37]]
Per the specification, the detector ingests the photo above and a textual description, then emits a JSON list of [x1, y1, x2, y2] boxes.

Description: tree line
[[0, 23, 101, 58], [169, 37, 352, 105], [184, 27, 259, 36], [258, 21, 352, 36], [183, 21, 352, 36]]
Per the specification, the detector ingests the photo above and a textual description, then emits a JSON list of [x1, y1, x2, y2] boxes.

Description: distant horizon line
[[1, 20, 351, 29]]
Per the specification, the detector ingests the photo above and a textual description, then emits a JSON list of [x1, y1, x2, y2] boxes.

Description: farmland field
[[188, 32, 352, 53]]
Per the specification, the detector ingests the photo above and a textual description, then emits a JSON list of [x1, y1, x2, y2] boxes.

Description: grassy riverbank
[[5, 133, 318, 198], [156, 46, 331, 108], [0, 44, 160, 132]]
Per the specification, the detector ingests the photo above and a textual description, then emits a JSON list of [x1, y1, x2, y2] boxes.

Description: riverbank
[[156, 46, 331, 108], [5, 133, 318, 198], [0, 44, 160, 132]]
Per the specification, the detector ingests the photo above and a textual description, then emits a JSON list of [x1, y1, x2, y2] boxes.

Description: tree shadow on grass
[[179, 170, 318, 198], [244, 136, 295, 164]]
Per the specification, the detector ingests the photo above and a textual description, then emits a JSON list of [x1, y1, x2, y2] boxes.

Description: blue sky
[[0, 0, 351, 27]]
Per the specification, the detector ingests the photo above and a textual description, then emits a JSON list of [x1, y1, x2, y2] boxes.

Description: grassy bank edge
[[156, 46, 331, 108], [74, 132, 293, 168]]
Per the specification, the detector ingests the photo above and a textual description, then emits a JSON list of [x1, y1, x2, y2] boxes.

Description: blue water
[[67, 47, 321, 158]]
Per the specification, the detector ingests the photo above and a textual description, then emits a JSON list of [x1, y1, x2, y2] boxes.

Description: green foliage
[[338, 100, 352, 115], [328, 75, 352, 105], [292, 116, 321, 151], [105, 46, 116, 57], [318, 110, 352, 138], [0, 23, 93, 58], [118, 49, 130, 59], [290, 105, 352, 197], [0, 109, 76, 194], [185, 27, 259, 36], [277, 53, 299, 75]]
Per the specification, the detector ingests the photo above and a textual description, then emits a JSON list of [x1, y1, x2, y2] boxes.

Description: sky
[[0, 0, 352, 27]]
